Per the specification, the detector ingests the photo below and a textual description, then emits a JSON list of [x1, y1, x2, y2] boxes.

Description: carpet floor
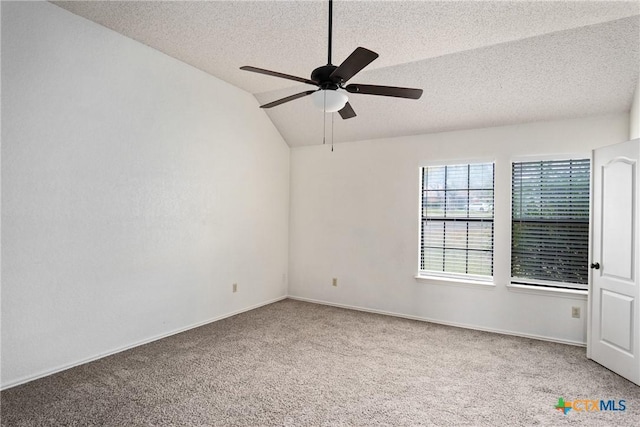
[[1, 299, 639, 426]]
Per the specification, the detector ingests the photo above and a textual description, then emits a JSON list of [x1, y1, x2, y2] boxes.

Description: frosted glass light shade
[[311, 89, 348, 113]]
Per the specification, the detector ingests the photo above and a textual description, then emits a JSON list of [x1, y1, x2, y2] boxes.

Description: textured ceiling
[[52, 1, 640, 146]]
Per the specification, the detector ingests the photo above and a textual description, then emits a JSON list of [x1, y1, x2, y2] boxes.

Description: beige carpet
[[1, 299, 639, 426]]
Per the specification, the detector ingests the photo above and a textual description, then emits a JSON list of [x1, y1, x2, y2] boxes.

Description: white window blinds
[[420, 163, 495, 279], [511, 159, 590, 289]]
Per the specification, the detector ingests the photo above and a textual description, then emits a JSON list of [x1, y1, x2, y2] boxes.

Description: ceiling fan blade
[[260, 90, 317, 109], [330, 47, 379, 83], [345, 84, 423, 99], [240, 66, 318, 86], [338, 102, 356, 119]]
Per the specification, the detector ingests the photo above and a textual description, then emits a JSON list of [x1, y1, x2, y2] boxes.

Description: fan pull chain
[[331, 112, 334, 152], [322, 91, 327, 145]]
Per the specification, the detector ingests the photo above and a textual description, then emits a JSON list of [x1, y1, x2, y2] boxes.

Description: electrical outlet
[[233, 283, 237, 293], [572, 306, 580, 318], [332, 278, 337, 287]]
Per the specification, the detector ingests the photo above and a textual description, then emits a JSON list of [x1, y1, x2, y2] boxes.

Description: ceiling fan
[[240, 0, 423, 119]]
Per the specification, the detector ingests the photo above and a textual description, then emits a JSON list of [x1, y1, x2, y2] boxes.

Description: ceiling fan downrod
[[328, 0, 333, 65]]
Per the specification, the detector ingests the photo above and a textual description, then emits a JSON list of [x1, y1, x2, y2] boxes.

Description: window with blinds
[[420, 163, 495, 279], [511, 159, 590, 289]]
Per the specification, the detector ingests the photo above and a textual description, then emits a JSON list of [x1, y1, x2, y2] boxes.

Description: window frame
[[509, 154, 592, 291], [417, 160, 496, 283]]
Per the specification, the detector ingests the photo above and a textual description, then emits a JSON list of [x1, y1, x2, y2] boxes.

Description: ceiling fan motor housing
[[311, 65, 340, 90]]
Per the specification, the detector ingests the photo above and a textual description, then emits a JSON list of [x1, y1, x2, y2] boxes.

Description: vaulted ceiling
[[53, 1, 640, 147]]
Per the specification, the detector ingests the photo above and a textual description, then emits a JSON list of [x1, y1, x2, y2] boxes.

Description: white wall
[[631, 77, 640, 139], [289, 114, 629, 345], [1, 2, 289, 388]]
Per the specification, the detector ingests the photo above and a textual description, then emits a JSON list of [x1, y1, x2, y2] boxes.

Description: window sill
[[506, 283, 588, 300], [415, 274, 496, 290]]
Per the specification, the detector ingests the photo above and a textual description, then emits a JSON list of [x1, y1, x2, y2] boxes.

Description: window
[[511, 159, 590, 290], [420, 163, 495, 280]]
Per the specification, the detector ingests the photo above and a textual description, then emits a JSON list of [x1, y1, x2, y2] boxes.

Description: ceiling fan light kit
[[240, 0, 423, 120], [311, 90, 348, 112]]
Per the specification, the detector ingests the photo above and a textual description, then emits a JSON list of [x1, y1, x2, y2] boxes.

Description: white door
[[589, 138, 639, 385]]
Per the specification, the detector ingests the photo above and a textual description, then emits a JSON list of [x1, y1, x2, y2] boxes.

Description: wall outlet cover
[[572, 306, 580, 318]]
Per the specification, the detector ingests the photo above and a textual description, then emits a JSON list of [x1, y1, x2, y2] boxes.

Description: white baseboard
[[1, 295, 287, 391], [286, 295, 587, 348]]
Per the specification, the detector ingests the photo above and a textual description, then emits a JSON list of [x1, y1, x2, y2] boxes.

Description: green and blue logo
[[555, 397, 572, 414]]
